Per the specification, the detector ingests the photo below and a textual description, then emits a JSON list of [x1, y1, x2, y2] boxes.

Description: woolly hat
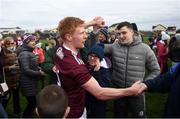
[[22, 33, 36, 44], [99, 28, 108, 40], [161, 31, 170, 41], [89, 43, 104, 61]]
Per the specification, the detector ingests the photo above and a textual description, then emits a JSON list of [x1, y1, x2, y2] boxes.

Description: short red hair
[[58, 17, 84, 40]]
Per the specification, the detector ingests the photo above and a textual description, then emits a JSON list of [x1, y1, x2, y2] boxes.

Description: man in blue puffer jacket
[[139, 34, 180, 117]]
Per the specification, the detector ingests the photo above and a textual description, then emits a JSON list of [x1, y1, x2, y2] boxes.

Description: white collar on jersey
[[63, 43, 78, 56]]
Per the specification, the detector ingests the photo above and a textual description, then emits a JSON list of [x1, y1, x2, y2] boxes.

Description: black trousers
[[22, 96, 36, 118], [114, 94, 146, 118], [2, 87, 21, 115]]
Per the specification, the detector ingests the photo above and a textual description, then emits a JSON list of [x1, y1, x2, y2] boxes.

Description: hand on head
[[93, 58, 101, 71]]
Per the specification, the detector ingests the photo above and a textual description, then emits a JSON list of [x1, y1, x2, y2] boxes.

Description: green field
[[6, 90, 168, 118]]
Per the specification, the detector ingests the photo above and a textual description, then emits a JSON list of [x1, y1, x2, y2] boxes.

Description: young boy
[[86, 43, 111, 117], [36, 84, 70, 118]]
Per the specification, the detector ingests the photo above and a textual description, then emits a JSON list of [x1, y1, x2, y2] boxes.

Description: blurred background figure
[[156, 31, 170, 74], [41, 39, 58, 85], [98, 27, 110, 44], [108, 32, 118, 44], [17, 33, 46, 118], [1, 37, 21, 117], [0, 35, 8, 118]]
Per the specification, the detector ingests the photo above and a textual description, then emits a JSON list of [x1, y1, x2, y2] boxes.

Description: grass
[[145, 92, 167, 117], [105, 92, 168, 118], [6, 92, 167, 118]]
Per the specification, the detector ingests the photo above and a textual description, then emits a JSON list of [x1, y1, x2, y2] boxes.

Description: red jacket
[[33, 47, 45, 64], [157, 40, 168, 63]]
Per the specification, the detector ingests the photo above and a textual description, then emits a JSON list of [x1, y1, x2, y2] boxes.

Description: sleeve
[[144, 72, 173, 93], [169, 63, 180, 75], [145, 46, 160, 80], [19, 53, 41, 76]]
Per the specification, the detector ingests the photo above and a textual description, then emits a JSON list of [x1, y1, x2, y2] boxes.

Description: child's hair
[[36, 84, 68, 118]]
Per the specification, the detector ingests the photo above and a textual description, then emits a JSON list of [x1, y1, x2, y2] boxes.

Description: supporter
[[17, 33, 46, 117], [1, 37, 21, 117], [138, 34, 180, 117], [103, 21, 160, 117]]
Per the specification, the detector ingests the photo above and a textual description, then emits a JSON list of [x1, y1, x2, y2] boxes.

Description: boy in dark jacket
[[86, 43, 111, 118]]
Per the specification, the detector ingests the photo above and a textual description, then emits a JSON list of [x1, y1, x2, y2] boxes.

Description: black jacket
[[17, 44, 41, 96]]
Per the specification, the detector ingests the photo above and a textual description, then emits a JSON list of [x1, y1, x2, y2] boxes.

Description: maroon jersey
[[54, 45, 91, 118]]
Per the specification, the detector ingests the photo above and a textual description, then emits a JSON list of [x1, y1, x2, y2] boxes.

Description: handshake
[[127, 81, 148, 96]]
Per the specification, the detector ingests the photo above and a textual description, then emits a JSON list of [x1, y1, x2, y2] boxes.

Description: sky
[[0, 0, 180, 31]]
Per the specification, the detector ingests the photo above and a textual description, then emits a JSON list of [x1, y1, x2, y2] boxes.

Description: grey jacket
[[104, 36, 160, 88]]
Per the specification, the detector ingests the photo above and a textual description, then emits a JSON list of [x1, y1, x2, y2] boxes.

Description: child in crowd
[[86, 43, 111, 118], [36, 84, 70, 118]]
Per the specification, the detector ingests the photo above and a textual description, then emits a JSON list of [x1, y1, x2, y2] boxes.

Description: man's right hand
[[138, 83, 148, 94], [130, 81, 148, 95]]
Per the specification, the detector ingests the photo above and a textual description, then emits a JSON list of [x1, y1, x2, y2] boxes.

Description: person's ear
[[63, 106, 70, 118], [64, 34, 72, 42]]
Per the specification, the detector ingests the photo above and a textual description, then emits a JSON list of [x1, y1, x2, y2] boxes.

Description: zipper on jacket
[[125, 46, 129, 88]]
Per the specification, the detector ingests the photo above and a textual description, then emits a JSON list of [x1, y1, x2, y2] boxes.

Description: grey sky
[[0, 0, 180, 30]]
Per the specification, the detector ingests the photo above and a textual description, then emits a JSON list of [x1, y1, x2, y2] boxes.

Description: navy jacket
[[144, 63, 180, 117]]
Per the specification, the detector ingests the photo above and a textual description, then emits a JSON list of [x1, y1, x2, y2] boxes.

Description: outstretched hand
[[138, 83, 148, 94], [129, 81, 147, 96]]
